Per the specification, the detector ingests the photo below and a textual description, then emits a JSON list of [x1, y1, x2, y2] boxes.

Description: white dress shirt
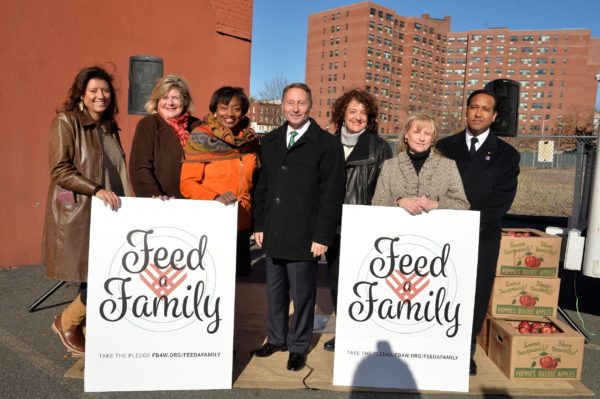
[[465, 128, 490, 152]]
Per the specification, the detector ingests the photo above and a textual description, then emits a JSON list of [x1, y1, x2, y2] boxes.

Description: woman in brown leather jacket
[[323, 89, 393, 352], [43, 66, 131, 358]]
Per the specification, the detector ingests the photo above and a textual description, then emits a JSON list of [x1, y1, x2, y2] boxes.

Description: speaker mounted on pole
[[128, 55, 163, 115], [484, 78, 520, 137]]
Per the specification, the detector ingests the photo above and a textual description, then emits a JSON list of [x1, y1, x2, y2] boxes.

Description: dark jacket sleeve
[[252, 136, 269, 232], [481, 145, 520, 227], [49, 113, 98, 195], [312, 136, 346, 246], [129, 116, 164, 197]]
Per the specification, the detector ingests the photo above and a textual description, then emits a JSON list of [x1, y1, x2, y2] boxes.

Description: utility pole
[[582, 73, 600, 278]]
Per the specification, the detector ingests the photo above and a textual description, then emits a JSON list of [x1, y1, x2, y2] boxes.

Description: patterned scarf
[[183, 113, 259, 162], [159, 110, 190, 147]]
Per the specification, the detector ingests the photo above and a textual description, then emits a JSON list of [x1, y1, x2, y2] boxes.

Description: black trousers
[[265, 257, 317, 354], [79, 283, 88, 305], [236, 229, 252, 277], [324, 234, 341, 312], [470, 228, 502, 356]]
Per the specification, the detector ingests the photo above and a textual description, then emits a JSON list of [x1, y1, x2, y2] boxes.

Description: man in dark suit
[[436, 89, 520, 376], [251, 83, 345, 371]]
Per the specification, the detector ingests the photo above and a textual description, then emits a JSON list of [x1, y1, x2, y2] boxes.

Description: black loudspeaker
[[128, 55, 163, 115], [484, 79, 520, 137]]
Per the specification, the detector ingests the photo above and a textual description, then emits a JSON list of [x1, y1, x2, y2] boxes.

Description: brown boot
[[52, 295, 86, 356]]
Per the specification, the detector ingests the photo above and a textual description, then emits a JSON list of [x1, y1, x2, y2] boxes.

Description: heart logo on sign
[[386, 270, 430, 302], [139, 263, 187, 297]]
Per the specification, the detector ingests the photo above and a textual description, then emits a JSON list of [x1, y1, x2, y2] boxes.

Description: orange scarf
[[159, 110, 190, 147]]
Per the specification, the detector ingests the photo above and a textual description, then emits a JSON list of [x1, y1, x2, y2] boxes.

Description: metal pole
[[582, 128, 600, 277], [569, 140, 585, 229], [27, 281, 65, 312]]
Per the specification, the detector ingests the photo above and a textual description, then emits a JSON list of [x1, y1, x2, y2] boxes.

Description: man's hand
[[254, 232, 264, 248], [311, 242, 328, 258]]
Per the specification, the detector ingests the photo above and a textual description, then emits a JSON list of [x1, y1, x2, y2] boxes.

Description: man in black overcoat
[[436, 89, 520, 375], [251, 83, 345, 371]]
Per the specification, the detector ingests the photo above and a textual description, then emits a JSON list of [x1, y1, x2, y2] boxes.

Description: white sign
[[85, 197, 237, 392], [333, 205, 480, 393]]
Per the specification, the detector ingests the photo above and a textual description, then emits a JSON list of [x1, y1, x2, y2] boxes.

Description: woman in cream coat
[[372, 113, 469, 212]]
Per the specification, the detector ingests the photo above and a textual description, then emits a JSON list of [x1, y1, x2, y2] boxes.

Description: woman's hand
[[95, 189, 121, 211], [215, 191, 237, 205], [152, 195, 174, 201], [416, 196, 439, 212], [396, 197, 425, 215]]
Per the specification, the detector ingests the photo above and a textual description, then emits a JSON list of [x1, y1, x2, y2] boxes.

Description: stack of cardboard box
[[479, 228, 585, 381]]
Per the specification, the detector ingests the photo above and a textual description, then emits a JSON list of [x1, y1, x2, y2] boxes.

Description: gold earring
[[78, 101, 84, 112]]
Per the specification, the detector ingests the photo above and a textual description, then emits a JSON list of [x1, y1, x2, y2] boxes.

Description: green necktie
[[288, 130, 298, 148]]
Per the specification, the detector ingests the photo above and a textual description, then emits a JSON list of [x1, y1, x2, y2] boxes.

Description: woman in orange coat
[[181, 86, 259, 276]]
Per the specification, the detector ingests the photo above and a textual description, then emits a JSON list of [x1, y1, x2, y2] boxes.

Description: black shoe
[[469, 358, 477, 376], [323, 337, 335, 352], [250, 342, 287, 357], [287, 352, 307, 371]]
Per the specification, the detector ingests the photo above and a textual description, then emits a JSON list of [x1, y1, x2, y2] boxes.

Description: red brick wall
[[0, 0, 252, 267]]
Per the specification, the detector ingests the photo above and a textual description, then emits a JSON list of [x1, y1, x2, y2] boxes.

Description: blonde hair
[[398, 112, 440, 153], [145, 74, 194, 114]]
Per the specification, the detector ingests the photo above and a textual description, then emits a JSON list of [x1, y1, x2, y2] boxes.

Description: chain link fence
[[382, 134, 598, 219]]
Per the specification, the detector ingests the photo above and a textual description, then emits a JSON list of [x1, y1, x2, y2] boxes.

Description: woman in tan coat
[[372, 113, 469, 212], [43, 66, 131, 357]]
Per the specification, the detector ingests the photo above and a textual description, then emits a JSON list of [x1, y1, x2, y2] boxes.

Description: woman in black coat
[[323, 89, 392, 351]]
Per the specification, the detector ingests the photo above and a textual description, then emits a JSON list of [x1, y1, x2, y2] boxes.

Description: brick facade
[[306, 2, 600, 135]]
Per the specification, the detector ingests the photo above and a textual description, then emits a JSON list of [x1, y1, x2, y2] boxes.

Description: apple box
[[496, 228, 562, 277], [488, 318, 584, 380], [488, 277, 560, 318], [477, 313, 492, 354]]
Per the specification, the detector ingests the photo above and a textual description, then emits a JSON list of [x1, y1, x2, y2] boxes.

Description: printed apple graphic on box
[[535, 353, 560, 370], [513, 291, 538, 307], [524, 254, 543, 268]]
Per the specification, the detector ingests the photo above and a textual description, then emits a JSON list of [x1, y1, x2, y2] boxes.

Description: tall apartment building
[[306, 1, 600, 134]]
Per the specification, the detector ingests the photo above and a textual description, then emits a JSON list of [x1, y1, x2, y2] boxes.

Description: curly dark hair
[[61, 66, 118, 122], [330, 89, 379, 134]]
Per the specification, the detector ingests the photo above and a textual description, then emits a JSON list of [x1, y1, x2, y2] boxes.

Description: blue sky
[[250, 0, 600, 104]]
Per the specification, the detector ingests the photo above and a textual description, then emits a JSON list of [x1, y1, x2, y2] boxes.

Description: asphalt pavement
[[1, 259, 599, 399]]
